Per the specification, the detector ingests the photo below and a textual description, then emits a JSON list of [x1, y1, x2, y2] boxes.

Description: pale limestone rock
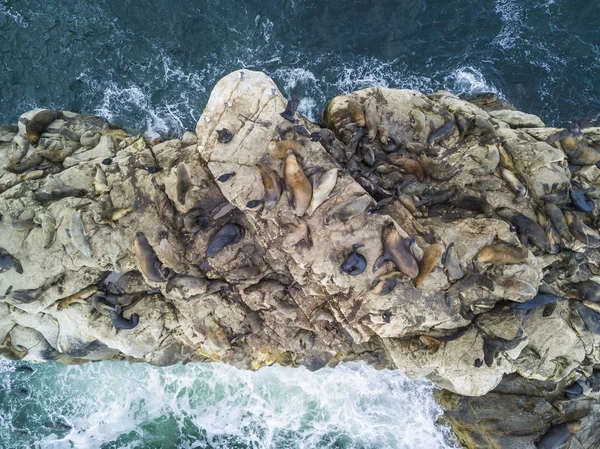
[[489, 109, 545, 128]]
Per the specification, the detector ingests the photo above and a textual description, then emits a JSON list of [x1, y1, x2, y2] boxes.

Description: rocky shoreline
[[1, 70, 599, 448]]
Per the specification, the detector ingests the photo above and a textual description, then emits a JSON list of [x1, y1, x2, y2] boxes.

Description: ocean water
[[1, 0, 600, 447], [0, 0, 599, 137], [0, 361, 456, 449]]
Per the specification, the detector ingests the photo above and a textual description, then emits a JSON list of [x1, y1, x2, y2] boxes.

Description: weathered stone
[[490, 109, 545, 128]]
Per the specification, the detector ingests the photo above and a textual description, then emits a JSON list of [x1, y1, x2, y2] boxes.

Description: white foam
[[0, 2, 28, 28], [444, 66, 503, 97], [0, 360, 458, 449], [493, 0, 526, 49]]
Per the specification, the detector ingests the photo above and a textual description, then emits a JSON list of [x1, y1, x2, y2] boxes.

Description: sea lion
[[427, 120, 454, 147], [386, 155, 424, 181], [410, 109, 427, 140], [415, 188, 457, 208], [454, 111, 471, 139], [80, 130, 101, 147], [377, 125, 389, 145], [373, 224, 419, 279], [414, 243, 444, 287], [6, 152, 44, 174], [95, 207, 133, 228], [306, 168, 338, 216], [369, 271, 403, 295], [473, 115, 496, 141], [204, 314, 231, 351], [570, 188, 595, 212], [311, 308, 335, 323], [476, 243, 528, 265], [280, 96, 299, 123], [572, 301, 600, 334], [284, 150, 312, 216], [491, 276, 537, 301], [508, 292, 562, 311], [109, 305, 139, 334], [451, 195, 493, 218], [0, 335, 28, 361], [482, 332, 526, 367], [564, 211, 600, 247], [94, 165, 111, 195], [500, 168, 527, 202], [561, 136, 600, 165], [133, 232, 169, 283], [535, 421, 581, 449], [417, 155, 459, 181], [268, 139, 302, 158], [1, 286, 44, 303], [0, 248, 23, 274], [176, 162, 191, 205], [419, 336, 441, 354], [35, 183, 87, 202], [563, 281, 600, 303], [382, 135, 402, 153], [340, 244, 367, 276], [469, 145, 500, 176], [56, 285, 99, 310], [206, 224, 245, 258], [91, 293, 115, 317], [496, 207, 551, 252], [40, 212, 59, 249], [347, 99, 365, 127], [166, 275, 209, 299], [442, 243, 464, 281], [446, 272, 494, 298], [151, 178, 177, 230], [563, 381, 584, 399], [324, 194, 372, 226], [497, 143, 515, 171], [256, 163, 282, 211], [345, 128, 365, 157], [282, 221, 311, 248], [544, 201, 572, 240], [36, 142, 79, 163], [363, 98, 379, 141], [20, 109, 63, 145], [67, 210, 92, 258]]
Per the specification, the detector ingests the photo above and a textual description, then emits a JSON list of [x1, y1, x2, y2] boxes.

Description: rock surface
[[1, 70, 600, 448]]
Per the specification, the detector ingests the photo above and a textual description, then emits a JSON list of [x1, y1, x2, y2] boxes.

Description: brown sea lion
[[133, 232, 169, 283], [414, 243, 444, 287], [364, 98, 380, 141], [373, 224, 419, 279], [268, 139, 303, 158], [369, 271, 403, 295], [417, 155, 459, 181], [564, 211, 600, 247], [284, 151, 312, 216], [20, 109, 64, 145], [387, 155, 424, 182], [256, 164, 282, 211], [347, 99, 365, 127], [176, 162, 191, 205], [419, 336, 441, 354], [476, 243, 528, 264], [306, 168, 338, 216]]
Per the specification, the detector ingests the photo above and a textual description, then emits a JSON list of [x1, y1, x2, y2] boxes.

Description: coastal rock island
[[1, 70, 599, 448]]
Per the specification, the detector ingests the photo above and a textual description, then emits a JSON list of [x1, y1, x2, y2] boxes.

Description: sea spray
[[0, 360, 457, 449]]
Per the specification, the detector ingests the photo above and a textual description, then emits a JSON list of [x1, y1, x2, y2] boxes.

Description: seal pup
[[482, 331, 526, 367], [373, 224, 419, 279], [0, 335, 28, 361], [419, 336, 441, 354], [306, 168, 337, 216], [39, 212, 60, 249], [284, 150, 312, 216], [257, 164, 282, 211], [206, 224, 245, 258], [0, 248, 23, 274], [94, 164, 111, 195], [340, 244, 367, 276], [133, 232, 170, 283], [535, 421, 581, 449], [469, 145, 500, 176], [563, 281, 600, 303], [476, 243, 528, 265], [386, 155, 425, 182], [216, 128, 233, 143], [414, 243, 444, 287], [280, 96, 299, 123], [508, 292, 562, 312], [369, 271, 403, 295], [410, 109, 427, 140], [500, 168, 527, 202]]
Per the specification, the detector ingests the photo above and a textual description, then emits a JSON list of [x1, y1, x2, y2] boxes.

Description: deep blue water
[[1, 0, 599, 137]]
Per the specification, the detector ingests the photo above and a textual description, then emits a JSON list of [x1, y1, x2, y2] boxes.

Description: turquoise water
[[0, 361, 456, 449]]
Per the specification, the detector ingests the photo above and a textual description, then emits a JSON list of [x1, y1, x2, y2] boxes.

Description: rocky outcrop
[[1, 70, 599, 448]]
